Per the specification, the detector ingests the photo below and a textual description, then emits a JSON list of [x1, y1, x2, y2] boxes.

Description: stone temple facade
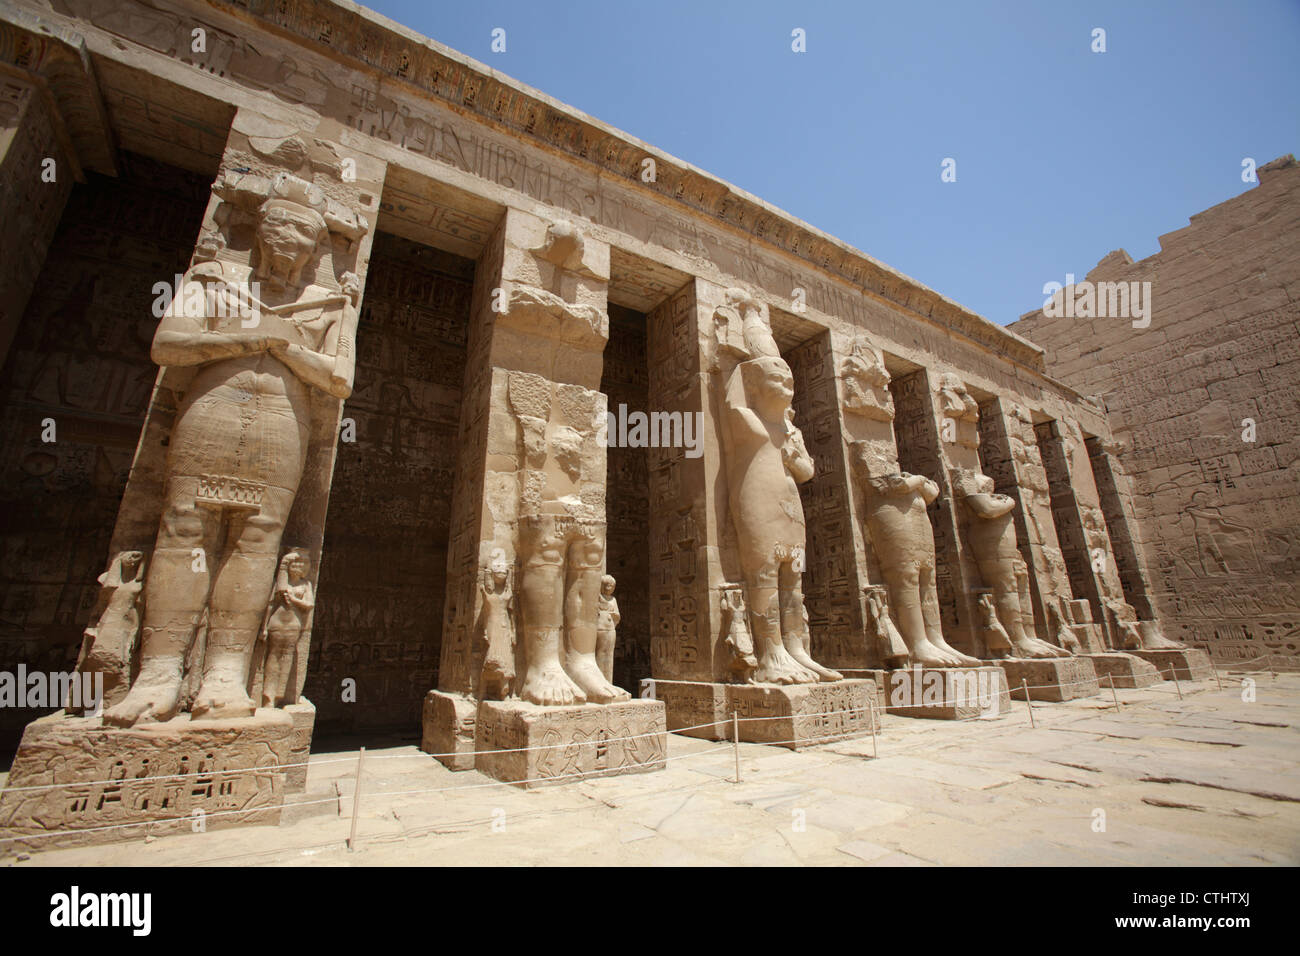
[[0, 0, 1221, 845], [1011, 158, 1299, 667]]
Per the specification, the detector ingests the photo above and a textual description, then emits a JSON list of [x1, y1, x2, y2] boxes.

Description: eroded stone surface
[[1128, 648, 1215, 682], [1088, 652, 1162, 689], [655, 679, 877, 748], [1000, 657, 1101, 702], [0, 708, 294, 850], [474, 699, 666, 787]]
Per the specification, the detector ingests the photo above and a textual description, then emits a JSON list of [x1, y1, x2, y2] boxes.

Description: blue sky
[[365, 0, 1299, 325]]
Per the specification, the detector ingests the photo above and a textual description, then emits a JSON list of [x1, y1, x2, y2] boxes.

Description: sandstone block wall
[[1010, 157, 1300, 664]]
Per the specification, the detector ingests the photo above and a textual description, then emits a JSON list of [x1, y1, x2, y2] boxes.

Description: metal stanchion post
[[1022, 679, 1035, 729], [732, 711, 741, 783], [1108, 673, 1120, 712], [1173, 670, 1183, 700], [347, 746, 365, 852], [867, 696, 878, 759]]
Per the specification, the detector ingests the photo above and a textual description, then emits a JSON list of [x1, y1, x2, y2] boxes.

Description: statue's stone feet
[[925, 634, 981, 666], [753, 645, 818, 684], [563, 652, 630, 703], [191, 676, 256, 721], [102, 660, 182, 727], [784, 641, 842, 681], [1012, 638, 1071, 660], [522, 663, 587, 706], [1139, 631, 1186, 651], [909, 638, 978, 668]]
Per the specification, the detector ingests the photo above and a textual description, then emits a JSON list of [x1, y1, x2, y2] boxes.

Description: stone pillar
[[645, 282, 875, 746], [1036, 418, 1133, 649], [425, 210, 667, 782], [889, 368, 982, 657], [1085, 437, 1157, 620], [786, 329, 871, 671], [0, 65, 78, 367], [0, 107, 387, 846], [645, 278, 716, 681], [977, 397, 1074, 640]]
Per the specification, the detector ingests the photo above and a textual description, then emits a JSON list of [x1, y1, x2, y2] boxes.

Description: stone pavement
[[4, 673, 1297, 866]]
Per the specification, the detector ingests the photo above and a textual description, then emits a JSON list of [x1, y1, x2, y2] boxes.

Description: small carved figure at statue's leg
[[479, 639, 515, 701], [561, 537, 628, 703], [778, 562, 841, 681], [595, 626, 616, 684], [193, 493, 291, 719], [518, 525, 585, 706], [105, 480, 219, 727], [262, 628, 292, 708], [749, 567, 817, 683]]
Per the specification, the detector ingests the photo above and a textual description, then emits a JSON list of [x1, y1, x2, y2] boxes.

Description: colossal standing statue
[[952, 468, 1071, 659], [718, 291, 840, 684], [104, 168, 365, 726], [849, 441, 980, 667]]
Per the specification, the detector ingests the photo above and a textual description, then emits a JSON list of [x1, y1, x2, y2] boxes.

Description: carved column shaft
[[646, 278, 720, 681], [1036, 419, 1134, 648], [436, 207, 611, 697], [787, 330, 870, 669], [1085, 437, 1157, 620], [890, 368, 983, 657], [977, 397, 1075, 639]]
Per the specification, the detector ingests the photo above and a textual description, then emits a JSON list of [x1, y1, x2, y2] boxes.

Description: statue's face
[[256, 208, 321, 288], [601, 578, 615, 596], [754, 358, 794, 408], [122, 551, 142, 573], [288, 555, 309, 579]]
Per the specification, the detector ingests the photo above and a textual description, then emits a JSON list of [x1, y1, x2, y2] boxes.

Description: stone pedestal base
[[883, 667, 1010, 720], [0, 708, 295, 851], [837, 670, 888, 711], [474, 699, 666, 788], [655, 679, 877, 748], [284, 699, 316, 793], [1000, 657, 1100, 701], [1127, 648, 1214, 682], [421, 690, 478, 771], [1086, 653, 1162, 689]]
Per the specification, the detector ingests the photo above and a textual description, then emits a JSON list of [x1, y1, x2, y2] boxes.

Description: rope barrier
[[0, 668, 1225, 798], [0, 665, 1250, 852]]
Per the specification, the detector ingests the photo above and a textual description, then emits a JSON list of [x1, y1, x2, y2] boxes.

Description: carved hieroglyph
[[79, 118, 380, 728], [716, 289, 841, 684]]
